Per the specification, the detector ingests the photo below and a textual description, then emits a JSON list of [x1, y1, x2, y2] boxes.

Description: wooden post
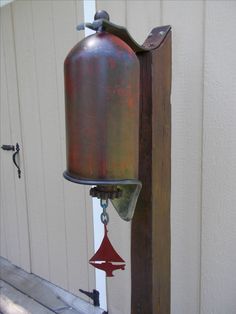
[[131, 26, 171, 314]]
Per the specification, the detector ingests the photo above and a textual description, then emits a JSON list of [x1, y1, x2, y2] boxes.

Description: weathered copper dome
[[63, 12, 142, 221]]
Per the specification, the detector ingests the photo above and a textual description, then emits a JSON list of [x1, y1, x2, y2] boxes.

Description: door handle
[[1, 143, 21, 179], [1, 144, 15, 151]]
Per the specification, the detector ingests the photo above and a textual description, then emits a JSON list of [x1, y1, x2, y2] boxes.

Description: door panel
[[9, 0, 95, 298], [0, 4, 30, 272]]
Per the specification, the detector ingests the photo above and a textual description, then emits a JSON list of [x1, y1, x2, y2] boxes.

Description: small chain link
[[100, 199, 109, 225]]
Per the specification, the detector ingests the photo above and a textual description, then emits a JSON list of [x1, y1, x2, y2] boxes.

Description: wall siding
[[201, 2, 236, 314], [95, 3, 131, 313], [162, 2, 205, 314], [0, 28, 21, 268], [0, 4, 31, 272], [1, 0, 95, 300], [1, 1, 236, 313], [96, 1, 204, 313]]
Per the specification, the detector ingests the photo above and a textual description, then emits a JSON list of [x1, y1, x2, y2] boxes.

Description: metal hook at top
[[76, 10, 110, 32]]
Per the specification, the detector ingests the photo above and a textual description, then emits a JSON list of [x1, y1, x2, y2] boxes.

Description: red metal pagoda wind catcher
[[63, 10, 142, 277]]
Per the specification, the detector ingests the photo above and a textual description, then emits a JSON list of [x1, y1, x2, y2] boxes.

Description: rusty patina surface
[[64, 31, 139, 181]]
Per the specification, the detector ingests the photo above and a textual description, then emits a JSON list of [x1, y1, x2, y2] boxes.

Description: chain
[[100, 199, 109, 225]]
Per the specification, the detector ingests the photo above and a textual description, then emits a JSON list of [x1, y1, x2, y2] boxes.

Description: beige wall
[[201, 2, 236, 313], [0, 0, 95, 302], [1, 1, 236, 314], [97, 1, 236, 313]]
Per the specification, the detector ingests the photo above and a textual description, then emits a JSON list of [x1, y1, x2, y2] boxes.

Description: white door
[[0, 4, 31, 273], [1, 0, 95, 300]]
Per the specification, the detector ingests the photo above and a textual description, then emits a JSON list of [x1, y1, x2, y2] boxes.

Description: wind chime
[[89, 199, 125, 277], [63, 10, 142, 277]]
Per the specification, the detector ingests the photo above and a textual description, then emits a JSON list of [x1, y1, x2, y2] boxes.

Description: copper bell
[[63, 11, 141, 220]]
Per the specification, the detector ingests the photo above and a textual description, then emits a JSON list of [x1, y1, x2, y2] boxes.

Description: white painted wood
[[126, 0, 161, 45], [0, 29, 8, 260], [0, 4, 31, 272], [0, 257, 104, 314], [83, 0, 108, 310], [30, 0, 69, 289], [0, 178, 7, 259], [161, 2, 205, 314], [11, 0, 51, 281], [105, 205, 132, 314], [2, 2, 235, 314], [94, 2, 127, 313], [95, 2, 162, 314], [0, 25, 20, 266], [10, 0, 95, 301], [96, 0, 126, 26], [1, 4, 31, 272], [201, 2, 236, 314], [51, 0, 95, 298], [95, 2, 161, 313], [0, 0, 14, 8], [95, 2, 133, 314], [0, 41, 21, 268], [0, 280, 55, 314], [96, 2, 207, 314]]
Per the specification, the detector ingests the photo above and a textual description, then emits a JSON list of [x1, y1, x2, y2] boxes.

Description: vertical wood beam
[[131, 28, 171, 314]]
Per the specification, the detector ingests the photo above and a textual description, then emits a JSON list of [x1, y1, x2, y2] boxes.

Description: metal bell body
[[64, 31, 139, 182], [64, 30, 141, 221]]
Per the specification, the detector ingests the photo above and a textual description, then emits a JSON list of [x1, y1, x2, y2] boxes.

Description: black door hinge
[[79, 288, 100, 307]]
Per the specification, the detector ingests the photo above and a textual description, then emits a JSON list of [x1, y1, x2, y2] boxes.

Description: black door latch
[[1, 143, 21, 178]]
